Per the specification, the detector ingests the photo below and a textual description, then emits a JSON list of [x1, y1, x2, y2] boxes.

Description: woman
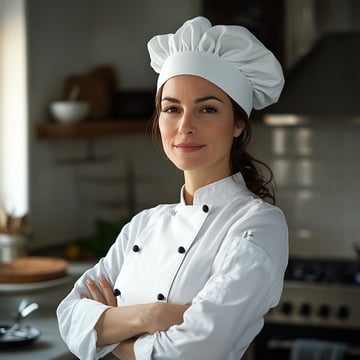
[[57, 16, 288, 360]]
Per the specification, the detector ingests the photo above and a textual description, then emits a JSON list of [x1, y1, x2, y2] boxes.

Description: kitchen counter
[[0, 262, 117, 360]]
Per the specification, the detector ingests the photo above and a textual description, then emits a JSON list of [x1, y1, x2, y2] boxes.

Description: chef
[[57, 16, 288, 360]]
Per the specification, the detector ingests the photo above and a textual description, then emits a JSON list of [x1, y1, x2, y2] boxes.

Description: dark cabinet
[[203, 0, 285, 65]]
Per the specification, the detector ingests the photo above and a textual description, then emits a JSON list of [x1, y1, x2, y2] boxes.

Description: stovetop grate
[[285, 258, 360, 285]]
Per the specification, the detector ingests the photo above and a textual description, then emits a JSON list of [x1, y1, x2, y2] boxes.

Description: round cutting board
[[0, 257, 68, 283]]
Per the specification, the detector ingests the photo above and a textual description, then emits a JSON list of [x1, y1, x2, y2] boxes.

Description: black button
[[178, 246, 186, 254], [132, 245, 140, 252], [113, 288, 121, 297], [202, 205, 209, 213], [157, 293, 165, 301]]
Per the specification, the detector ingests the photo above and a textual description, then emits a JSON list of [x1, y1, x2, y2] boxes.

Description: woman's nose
[[178, 113, 196, 135]]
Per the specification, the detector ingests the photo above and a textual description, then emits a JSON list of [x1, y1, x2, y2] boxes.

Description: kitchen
[[1, 0, 360, 359]]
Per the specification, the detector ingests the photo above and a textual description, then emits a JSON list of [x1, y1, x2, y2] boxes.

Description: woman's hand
[[142, 302, 189, 334], [82, 275, 189, 351], [112, 339, 136, 360], [82, 276, 139, 349], [82, 275, 189, 334], [81, 275, 117, 307], [109, 304, 188, 359]]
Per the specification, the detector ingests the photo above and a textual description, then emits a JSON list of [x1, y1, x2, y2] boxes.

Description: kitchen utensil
[[68, 85, 80, 101], [0, 256, 68, 283], [8, 216, 21, 234], [0, 324, 41, 346], [0, 206, 28, 235], [0, 206, 8, 232], [0, 301, 39, 337], [63, 65, 116, 119]]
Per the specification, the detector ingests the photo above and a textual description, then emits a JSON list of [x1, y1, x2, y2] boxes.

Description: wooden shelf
[[36, 119, 151, 140]]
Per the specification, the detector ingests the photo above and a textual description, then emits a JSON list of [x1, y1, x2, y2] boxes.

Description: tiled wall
[[251, 122, 360, 259]]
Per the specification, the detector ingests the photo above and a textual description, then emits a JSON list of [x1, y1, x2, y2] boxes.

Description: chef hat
[[147, 16, 284, 117]]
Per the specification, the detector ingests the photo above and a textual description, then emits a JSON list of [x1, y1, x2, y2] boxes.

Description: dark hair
[[151, 88, 275, 204], [230, 101, 275, 204]]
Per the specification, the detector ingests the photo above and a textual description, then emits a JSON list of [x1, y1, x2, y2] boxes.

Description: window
[[0, 0, 28, 216]]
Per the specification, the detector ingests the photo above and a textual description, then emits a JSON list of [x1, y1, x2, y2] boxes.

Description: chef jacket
[[57, 172, 288, 360]]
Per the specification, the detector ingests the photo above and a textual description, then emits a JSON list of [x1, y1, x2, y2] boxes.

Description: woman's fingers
[[86, 278, 107, 304], [99, 275, 117, 307], [84, 276, 117, 307]]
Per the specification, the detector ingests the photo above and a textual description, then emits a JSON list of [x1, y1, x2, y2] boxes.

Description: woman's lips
[[174, 143, 205, 153]]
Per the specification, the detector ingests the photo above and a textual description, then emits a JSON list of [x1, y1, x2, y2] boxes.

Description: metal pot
[[0, 234, 27, 263]]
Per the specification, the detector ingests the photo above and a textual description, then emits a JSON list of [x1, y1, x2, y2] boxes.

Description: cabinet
[[203, 0, 285, 65]]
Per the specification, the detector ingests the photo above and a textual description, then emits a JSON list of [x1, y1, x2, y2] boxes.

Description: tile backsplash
[[251, 122, 360, 259]]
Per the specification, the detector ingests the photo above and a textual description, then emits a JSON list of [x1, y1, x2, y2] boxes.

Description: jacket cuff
[[134, 333, 156, 359]]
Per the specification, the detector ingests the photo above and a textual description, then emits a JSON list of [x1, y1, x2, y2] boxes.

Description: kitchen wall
[[26, 0, 360, 260], [27, 0, 201, 249], [267, 0, 360, 259], [251, 122, 360, 259]]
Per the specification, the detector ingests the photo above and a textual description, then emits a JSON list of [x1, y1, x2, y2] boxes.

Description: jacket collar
[[180, 172, 250, 206]]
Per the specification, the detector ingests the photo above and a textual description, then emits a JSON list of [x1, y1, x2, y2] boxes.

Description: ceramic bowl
[[50, 101, 90, 123]]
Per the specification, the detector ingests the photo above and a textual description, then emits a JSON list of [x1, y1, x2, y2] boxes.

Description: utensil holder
[[0, 234, 27, 263]]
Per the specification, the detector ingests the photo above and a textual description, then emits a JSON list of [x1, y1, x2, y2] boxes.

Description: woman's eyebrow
[[161, 97, 180, 103], [195, 96, 223, 103], [161, 96, 223, 103]]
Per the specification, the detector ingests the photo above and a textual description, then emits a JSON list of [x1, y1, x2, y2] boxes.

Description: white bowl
[[50, 101, 90, 123]]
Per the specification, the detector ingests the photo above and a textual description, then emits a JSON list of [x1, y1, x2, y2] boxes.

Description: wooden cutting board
[[0, 257, 68, 283]]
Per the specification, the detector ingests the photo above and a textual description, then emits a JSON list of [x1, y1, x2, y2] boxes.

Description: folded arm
[[84, 275, 189, 359]]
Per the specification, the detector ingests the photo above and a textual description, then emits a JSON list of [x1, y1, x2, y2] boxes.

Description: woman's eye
[[201, 106, 217, 113], [162, 106, 179, 113]]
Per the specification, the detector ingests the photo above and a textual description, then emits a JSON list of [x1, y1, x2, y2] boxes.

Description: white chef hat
[[147, 16, 284, 117]]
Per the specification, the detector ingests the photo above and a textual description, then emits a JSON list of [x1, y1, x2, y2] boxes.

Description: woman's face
[[159, 75, 244, 178]]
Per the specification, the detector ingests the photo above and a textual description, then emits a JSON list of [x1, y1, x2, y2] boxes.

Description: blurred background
[[0, 0, 360, 359]]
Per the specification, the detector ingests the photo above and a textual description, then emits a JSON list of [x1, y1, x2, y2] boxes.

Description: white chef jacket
[[57, 172, 288, 360]]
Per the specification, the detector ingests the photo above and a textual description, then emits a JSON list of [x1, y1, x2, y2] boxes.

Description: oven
[[253, 257, 360, 359]]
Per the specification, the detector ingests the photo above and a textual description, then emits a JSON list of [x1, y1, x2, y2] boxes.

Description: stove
[[266, 258, 360, 329], [253, 258, 360, 359], [285, 258, 360, 286]]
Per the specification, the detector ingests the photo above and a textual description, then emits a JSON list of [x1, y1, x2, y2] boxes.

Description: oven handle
[[267, 339, 360, 356]]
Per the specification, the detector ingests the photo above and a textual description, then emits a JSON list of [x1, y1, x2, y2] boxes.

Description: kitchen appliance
[[253, 257, 360, 359], [266, 32, 360, 117]]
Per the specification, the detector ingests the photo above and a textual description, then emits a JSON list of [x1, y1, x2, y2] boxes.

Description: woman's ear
[[234, 121, 245, 138]]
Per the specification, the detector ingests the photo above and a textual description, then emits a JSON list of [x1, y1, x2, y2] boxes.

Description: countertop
[[0, 262, 117, 360]]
